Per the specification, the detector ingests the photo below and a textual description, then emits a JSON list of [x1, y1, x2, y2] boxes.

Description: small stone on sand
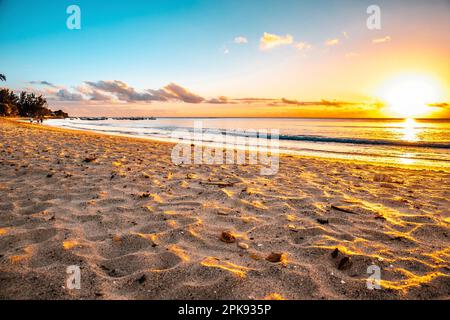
[[220, 231, 236, 243], [238, 242, 249, 249]]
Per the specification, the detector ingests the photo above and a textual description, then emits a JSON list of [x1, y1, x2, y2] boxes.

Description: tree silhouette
[[0, 89, 55, 117], [0, 73, 68, 117], [0, 88, 19, 116]]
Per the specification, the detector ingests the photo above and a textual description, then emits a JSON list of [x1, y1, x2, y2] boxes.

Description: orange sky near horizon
[[49, 34, 450, 118]]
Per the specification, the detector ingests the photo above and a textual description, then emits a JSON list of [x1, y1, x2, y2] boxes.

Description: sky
[[1, 0, 449, 117]]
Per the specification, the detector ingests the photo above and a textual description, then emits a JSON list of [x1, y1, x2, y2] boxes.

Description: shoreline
[[12, 118, 449, 173], [1, 118, 449, 299]]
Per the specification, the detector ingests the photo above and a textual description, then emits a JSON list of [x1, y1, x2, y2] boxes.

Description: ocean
[[45, 118, 450, 169]]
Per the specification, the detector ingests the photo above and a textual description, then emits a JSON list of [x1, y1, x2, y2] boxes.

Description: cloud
[[427, 102, 449, 109], [277, 98, 361, 107], [81, 81, 206, 103], [294, 42, 312, 51], [234, 36, 248, 44], [280, 98, 304, 105], [228, 97, 360, 107], [76, 85, 115, 101], [319, 99, 348, 107], [55, 88, 84, 101], [85, 80, 159, 102], [260, 32, 293, 50], [160, 83, 205, 104], [29, 81, 58, 88], [372, 36, 391, 44], [325, 38, 339, 46], [342, 31, 349, 39], [234, 97, 277, 104], [205, 96, 231, 104], [28, 79, 388, 110], [88, 90, 114, 101]]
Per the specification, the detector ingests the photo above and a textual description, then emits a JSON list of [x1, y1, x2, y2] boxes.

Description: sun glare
[[377, 74, 443, 118]]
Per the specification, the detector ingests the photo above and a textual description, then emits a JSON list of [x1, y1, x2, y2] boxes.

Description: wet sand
[[0, 118, 449, 299]]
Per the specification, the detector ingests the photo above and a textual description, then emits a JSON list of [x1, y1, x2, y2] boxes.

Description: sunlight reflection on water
[[401, 118, 419, 142]]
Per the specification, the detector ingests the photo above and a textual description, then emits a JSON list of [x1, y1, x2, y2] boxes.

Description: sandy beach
[[0, 118, 449, 300]]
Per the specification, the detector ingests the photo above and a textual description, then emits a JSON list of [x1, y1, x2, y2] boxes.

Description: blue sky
[[1, 0, 359, 87], [1, 0, 449, 117]]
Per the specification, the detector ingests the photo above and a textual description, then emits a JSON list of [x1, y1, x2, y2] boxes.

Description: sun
[[376, 74, 443, 118]]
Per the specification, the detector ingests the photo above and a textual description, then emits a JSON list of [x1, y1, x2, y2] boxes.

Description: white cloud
[[234, 36, 248, 44], [325, 38, 339, 46], [260, 32, 294, 50], [294, 41, 312, 51]]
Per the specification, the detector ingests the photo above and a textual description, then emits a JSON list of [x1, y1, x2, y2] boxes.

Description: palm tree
[[0, 74, 6, 81]]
